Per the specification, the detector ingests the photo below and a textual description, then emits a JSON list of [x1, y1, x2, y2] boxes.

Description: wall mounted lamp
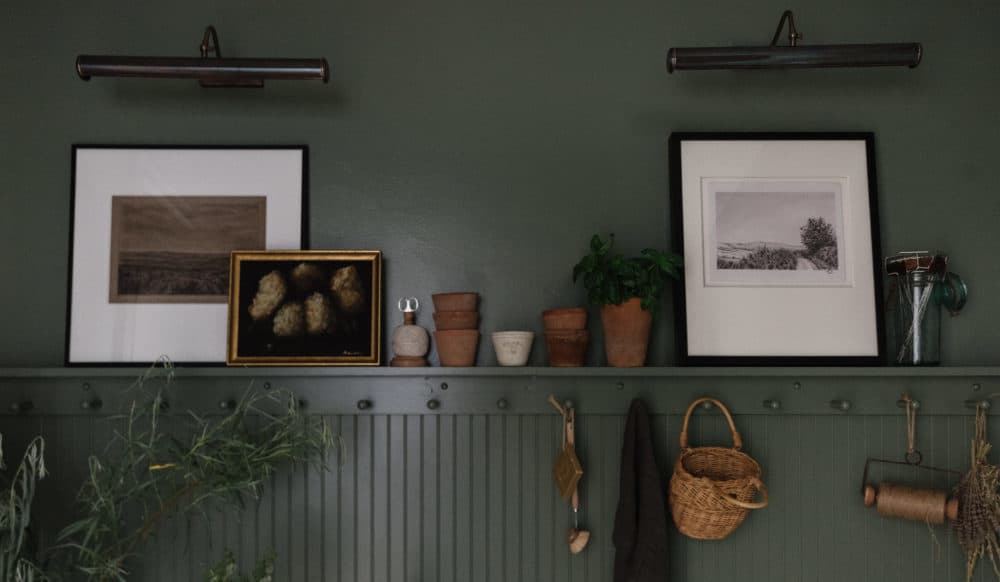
[[667, 10, 922, 72], [76, 26, 329, 88]]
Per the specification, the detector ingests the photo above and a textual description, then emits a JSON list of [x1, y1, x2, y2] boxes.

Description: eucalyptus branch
[[54, 362, 335, 581]]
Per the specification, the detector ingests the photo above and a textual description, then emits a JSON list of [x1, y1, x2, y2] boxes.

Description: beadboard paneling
[[8, 408, 994, 582]]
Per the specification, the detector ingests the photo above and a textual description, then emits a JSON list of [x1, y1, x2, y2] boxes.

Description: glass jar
[[885, 252, 967, 365]]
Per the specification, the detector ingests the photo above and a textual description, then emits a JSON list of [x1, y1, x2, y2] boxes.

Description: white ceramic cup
[[491, 331, 534, 366]]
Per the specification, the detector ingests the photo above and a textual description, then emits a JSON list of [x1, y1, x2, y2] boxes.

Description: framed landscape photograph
[[227, 251, 382, 366], [669, 133, 884, 365], [67, 146, 307, 365]]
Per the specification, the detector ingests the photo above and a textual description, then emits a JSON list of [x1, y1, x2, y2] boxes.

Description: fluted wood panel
[[10, 410, 996, 581]]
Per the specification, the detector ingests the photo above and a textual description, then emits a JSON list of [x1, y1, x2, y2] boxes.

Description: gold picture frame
[[227, 250, 382, 366]]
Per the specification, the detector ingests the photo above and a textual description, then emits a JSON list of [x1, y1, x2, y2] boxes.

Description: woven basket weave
[[669, 397, 768, 540]]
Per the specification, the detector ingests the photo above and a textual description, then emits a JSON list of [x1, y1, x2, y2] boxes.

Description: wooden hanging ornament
[[549, 394, 583, 500]]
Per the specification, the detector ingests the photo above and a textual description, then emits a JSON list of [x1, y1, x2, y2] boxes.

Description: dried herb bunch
[[0, 436, 47, 582], [56, 362, 334, 581], [953, 405, 1000, 581]]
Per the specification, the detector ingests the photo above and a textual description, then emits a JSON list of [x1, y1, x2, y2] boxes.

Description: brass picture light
[[76, 26, 329, 88], [667, 10, 922, 72]]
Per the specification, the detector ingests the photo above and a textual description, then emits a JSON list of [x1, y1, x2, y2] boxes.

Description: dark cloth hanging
[[613, 398, 670, 582]]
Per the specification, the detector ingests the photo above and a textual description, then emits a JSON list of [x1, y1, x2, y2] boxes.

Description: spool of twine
[[865, 481, 957, 524]]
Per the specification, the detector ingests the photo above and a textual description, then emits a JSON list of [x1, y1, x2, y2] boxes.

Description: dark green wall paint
[[2, 0, 999, 366], [2, 2, 1000, 579]]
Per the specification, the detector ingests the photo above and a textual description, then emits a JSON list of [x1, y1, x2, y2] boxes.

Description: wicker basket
[[669, 397, 768, 540]]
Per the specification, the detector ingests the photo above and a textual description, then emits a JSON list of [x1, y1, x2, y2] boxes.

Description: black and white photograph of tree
[[714, 190, 840, 272]]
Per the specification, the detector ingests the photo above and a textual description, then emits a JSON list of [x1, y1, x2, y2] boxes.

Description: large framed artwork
[[227, 250, 382, 366], [67, 145, 308, 365], [669, 133, 884, 365]]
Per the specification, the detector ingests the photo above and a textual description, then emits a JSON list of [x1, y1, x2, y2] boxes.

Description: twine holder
[[860, 392, 960, 524]]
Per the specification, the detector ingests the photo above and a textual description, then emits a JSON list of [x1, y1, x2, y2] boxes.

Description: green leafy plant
[[572, 233, 682, 314], [206, 550, 275, 582], [0, 436, 47, 582], [55, 361, 335, 581]]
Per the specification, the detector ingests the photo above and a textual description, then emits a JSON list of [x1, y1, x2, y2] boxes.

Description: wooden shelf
[[2, 365, 999, 379], [0, 365, 995, 417]]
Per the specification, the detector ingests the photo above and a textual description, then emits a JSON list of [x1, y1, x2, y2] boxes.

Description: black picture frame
[[66, 145, 309, 366], [669, 132, 885, 366]]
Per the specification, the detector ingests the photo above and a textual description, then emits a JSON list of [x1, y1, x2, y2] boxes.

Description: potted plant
[[572, 234, 683, 367]]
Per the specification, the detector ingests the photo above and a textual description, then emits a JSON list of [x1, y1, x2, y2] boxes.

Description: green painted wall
[[2, 0, 999, 366], [2, 1, 1000, 579]]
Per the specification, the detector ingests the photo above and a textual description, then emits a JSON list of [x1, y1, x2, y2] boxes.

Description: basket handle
[[714, 477, 769, 510], [679, 397, 743, 450]]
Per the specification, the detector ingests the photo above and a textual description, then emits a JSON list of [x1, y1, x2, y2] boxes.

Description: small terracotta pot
[[600, 298, 652, 367], [542, 307, 587, 330], [432, 292, 479, 312], [545, 329, 589, 367], [434, 330, 480, 366], [491, 331, 534, 366], [433, 310, 480, 330]]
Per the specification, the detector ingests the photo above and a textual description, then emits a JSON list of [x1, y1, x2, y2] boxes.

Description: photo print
[[702, 179, 849, 287], [110, 196, 266, 303]]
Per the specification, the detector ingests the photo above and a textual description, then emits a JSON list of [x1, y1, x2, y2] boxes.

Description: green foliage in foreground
[[55, 362, 335, 581], [573, 233, 683, 315], [206, 550, 275, 582], [0, 436, 47, 582]]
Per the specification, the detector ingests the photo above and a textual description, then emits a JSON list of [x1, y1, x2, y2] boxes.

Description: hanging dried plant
[[54, 360, 335, 581], [952, 405, 1000, 581]]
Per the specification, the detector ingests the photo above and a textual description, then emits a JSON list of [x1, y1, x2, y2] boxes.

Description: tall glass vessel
[[885, 252, 967, 365]]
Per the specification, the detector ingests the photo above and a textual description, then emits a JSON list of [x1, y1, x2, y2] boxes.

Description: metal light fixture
[[667, 11, 922, 72], [76, 26, 329, 88]]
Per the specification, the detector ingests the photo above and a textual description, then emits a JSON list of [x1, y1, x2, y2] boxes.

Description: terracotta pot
[[544, 329, 589, 367], [542, 307, 587, 330], [434, 330, 480, 366], [432, 292, 479, 312], [433, 310, 480, 330], [491, 331, 534, 366], [600, 298, 652, 367]]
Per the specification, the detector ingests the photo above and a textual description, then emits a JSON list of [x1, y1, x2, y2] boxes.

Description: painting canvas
[[703, 179, 849, 287], [227, 250, 382, 366], [110, 196, 266, 303]]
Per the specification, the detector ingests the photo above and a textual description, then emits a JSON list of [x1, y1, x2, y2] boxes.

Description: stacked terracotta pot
[[542, 307, 589, 366], [432, 292, 480, 366]]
